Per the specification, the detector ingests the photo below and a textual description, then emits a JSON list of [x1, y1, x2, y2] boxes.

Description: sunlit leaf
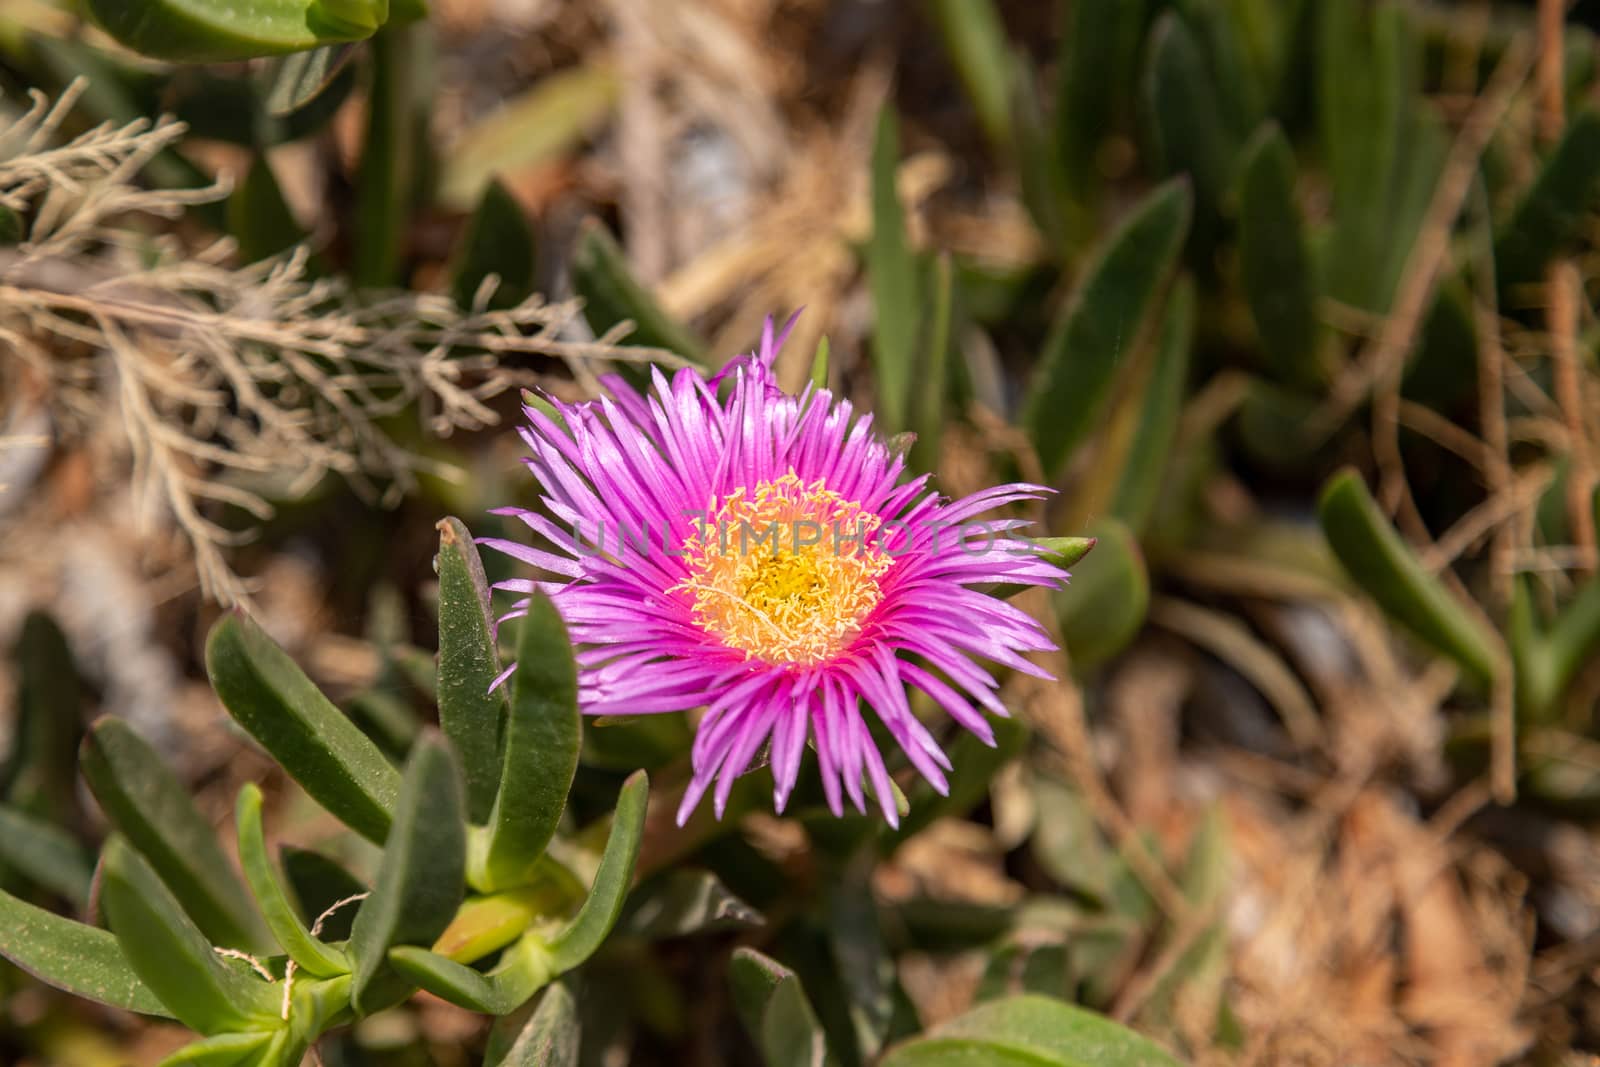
[[472, 593, 581, 893]]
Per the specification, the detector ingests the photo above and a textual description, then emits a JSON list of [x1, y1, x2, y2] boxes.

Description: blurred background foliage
[[3, 0, 1600, 1063]]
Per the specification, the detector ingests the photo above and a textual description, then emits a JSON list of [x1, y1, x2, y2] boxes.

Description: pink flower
[[486, 316, 1068, 826]]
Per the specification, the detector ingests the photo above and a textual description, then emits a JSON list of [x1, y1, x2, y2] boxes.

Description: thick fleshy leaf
[[729, 947, 833, 1067], [828, 872, 894, 1060], [0, 886, 170, 1017], [450, 180, 538, 311], [472, 593, 581, 892], [1030, 774, 1113, 902], [353, 25, 423, 288], [348, 733, 467, 1013], [440, 64, 620, 211], [157, 1032, 276, 1067], [1318, 469, 1499, 690], [1023, 180, 1191, 479], [1137, 807, 1229, 1030], [619, 868, 763, 940], [280, 846, 368, 943], [486, 982, 580, 1067], [5, 611, 85, 824], [206, 612, 402, 844], [1012, 56, 1068, 255], [879, 994, 1180, 1067], [545, 771, 649, 972], [984, 537, 1097, 602], [80, 718, 270, 954], [1108, 276, 1194, 535], [1236, 123, 1320, 387], [1316, 0, 1419, 312], [1495, 109, 1600, 301], [1054, 519, 1149, 669], [436, 517, 510, 823], [1053, 0, 1148, 202], [1143, 12, 1235, 218], [866, 105, 920, 433], [570, 218, 706, 362], [389, 934, 551, 1014], [433, 875, 582, 964], [260, 43, 361, 116], [86, 0, 381, 62], [100, 837, 280, 1034], [1514, 578, 1600, 723], [235, 785, 350, 979], [0, 805, 92, 908], [810, 335, 831, 390], [1235, 378, 1324, 471], [925, 0, 1014, 153], [228, 156, 305, 264]]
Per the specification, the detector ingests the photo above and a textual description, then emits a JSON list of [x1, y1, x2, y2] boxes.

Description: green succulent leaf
[[486, 982, 580, 1067], [728, 947, 834, 1067], [879, 994, 1181, 1067], [235, 784, 351, 979], [0, 804, 93, 909], [450, 180, 538, 311], [1547, 581, 1600, 712], [87, 0, 384, 62], [546, 770, 649, 972], [810, 335, 831, 390], [1054, 0, 1149, 202], [1236, 123, 1321, 387], [1495, 108, 1600, 301], [259, 44, 362, 117], [924, 0, 1015, 154], [1515, 577, 1600, 722], [1012, 56, 1068, 255], [619, 868, 764, 940], [389, 933, 551, 1015], [982, 535, 1098, 602], [866, 105, 920, 434], [228, 156, 306, 265], [206, 612, 402, 844], [348, 733, 467, 1014], [1108, 275, 1194, 535], [436, 517, 511, 823], [5, 611, 86, 823], [0, 886, 171, 1017], [472, 592, 581, 893], [157, 1032, 277, 1067], [353, 24, 425, 288], [571, 218, 707, 363], [100, 837, 280, 1034], [440, 64, 620, 212], [1023, 179, 1191, 480], [280, 847, 368, 942], [1317, 0, 1422, 312], [1317, 469, 1499, 690], [1143, 12, 1235, 216], [1054, 519, 1150, 670], [80, 718, 271, 954]]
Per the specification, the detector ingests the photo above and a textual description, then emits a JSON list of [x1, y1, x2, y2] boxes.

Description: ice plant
[[486, 316, 1069, 826]]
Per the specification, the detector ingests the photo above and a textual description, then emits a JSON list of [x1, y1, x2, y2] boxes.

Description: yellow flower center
[[675, 473, 894, 666]]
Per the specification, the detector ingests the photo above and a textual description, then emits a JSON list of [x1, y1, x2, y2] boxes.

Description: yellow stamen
[[674, 473, 892, 666]]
